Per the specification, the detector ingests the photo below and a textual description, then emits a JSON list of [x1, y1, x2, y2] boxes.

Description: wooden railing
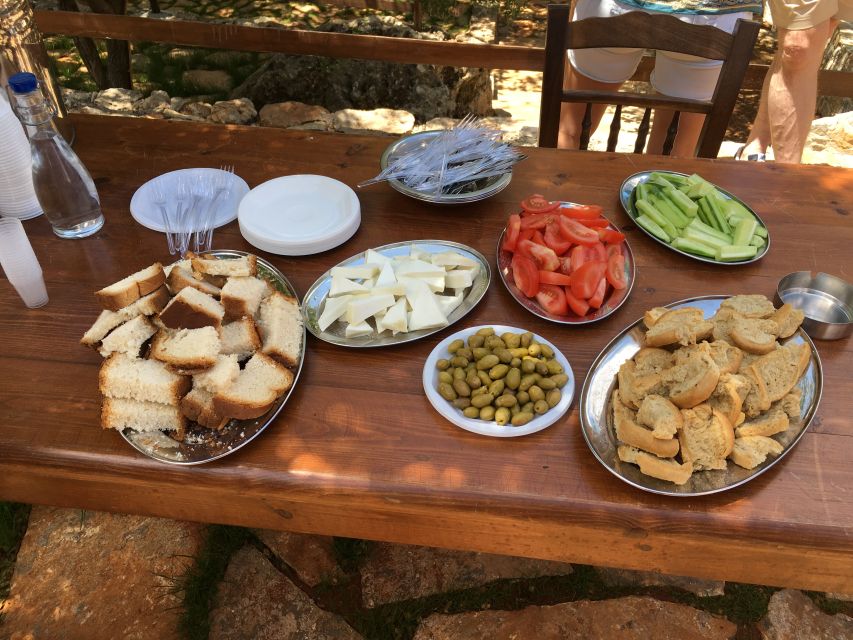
[[34, 9, 853, 98]]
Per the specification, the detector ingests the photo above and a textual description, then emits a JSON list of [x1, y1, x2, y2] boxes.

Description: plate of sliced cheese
[[81, 250, 305, 465], [579, 295, 822, 496], [302, 240, 490, 347]]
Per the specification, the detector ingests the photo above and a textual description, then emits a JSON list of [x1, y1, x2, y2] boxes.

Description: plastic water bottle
[[0, 91, 42, 219], [8, 72, 103, 239]]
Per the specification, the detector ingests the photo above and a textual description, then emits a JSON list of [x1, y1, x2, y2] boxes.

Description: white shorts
[[567, 0, 754, 101]]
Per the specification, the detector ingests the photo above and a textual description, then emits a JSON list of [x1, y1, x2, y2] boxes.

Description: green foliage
[[0, 503, 31, 622]]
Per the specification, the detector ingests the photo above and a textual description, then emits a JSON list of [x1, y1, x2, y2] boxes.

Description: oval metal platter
[[619, 170, 770, 265], [579, 295, 823, 496], [121, 250, 306, 465], [496, 203, 635, 325], [302, 240, 490, 348]]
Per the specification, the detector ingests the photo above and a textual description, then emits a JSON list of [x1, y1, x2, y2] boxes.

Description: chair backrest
[[538, 5, 759, 157]]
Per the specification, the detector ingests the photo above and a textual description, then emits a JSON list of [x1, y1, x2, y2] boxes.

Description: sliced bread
[[257, 291, 303, 368], [166, 265, 222, 298], [730, 318, 780, 355], [159, 286, 225, 330], [150, 327, 220, 369], [213, 352, 294, 420], [191, 254, 257, 278], [617, 445, 693, 485], [220, 317, 262, 359], [681, 340, 743, 375], [617, 360, 668, 410], [711, 307, 743, 344], [636, 393, 683, 440], [770, 303, 805, 339], [99, 354, 190, 404], [101, 397, 186, 432], [81, 286, 170, 346], [633, 347, 673, 374], [776, 388, 803, 419], [664, 350, 720, 409], [707, 373, 751, 427], [679, 404, 734, 471], [193, 354, 240, 393], [180, 386, 229, 429], [735, 408, 789, 438], [645, 307, 713, 347], [95, 263, 166, 311], [749, 342, 810, 404], [729, 435, 784, 469], [98, 315, 157, 358], [741, 365, 771, 418], [220, 276, 271, 321], [612, 390, 680, 458], [720, 294, 776, 319], [643, 307, 670, 328]]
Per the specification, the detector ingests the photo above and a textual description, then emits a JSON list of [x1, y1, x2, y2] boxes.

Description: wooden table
[[2, 114, 851, 592]]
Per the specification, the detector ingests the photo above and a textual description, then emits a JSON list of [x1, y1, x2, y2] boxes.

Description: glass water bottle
[[8, 72, 103, 239]]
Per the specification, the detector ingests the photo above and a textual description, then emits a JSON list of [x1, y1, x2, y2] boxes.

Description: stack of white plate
[[0, 93, 42, 220]]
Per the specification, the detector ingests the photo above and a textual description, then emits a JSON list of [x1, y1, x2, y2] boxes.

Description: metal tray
[[579, 296, 823, 496], [619, 170, 770, 265], [121, 250, 306, 465], [302, 240, 490, 348], [496, 204, 635, 324], [379, 130, 512, 205]]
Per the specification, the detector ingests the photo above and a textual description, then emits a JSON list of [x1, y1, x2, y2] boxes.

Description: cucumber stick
[[686, 217, 733, 243], [716, 245, 758, 261], [664, 186, 699, 217], [636, 199, 678, 238], [732, 218, 758, 246], [650, 194, 690, 228], [682, 226, 730, 249], [672, 237, 717, 258], [636, 214, 671, 243], [704, 195, 732, 235], [750, 234, 766, 248]]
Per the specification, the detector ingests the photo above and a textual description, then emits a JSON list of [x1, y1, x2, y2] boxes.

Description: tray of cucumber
[[619, 170, 769, 265]]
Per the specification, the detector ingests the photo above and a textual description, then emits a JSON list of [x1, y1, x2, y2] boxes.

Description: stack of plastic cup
[[0, 218, 48, 308], [0, 91, 42, 220]]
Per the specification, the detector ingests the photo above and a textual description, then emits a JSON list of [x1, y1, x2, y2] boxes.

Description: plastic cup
[[9, 269, 48, 308], [0, 218, 49, 307]]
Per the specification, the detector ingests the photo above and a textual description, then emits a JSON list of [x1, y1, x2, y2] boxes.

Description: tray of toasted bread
[[81, 250, 305, 464], [579, 294, 822, 496]]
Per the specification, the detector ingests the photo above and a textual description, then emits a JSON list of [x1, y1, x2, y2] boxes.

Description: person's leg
[[646, 110, 706, 156], [558, 63, 624, 149]]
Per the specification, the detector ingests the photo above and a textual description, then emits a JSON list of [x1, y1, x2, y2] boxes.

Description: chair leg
[[663, 111, 681, 156], [634, 108, 652, 154], [607, 105, 622, 152], [579, 103, 593, 151]]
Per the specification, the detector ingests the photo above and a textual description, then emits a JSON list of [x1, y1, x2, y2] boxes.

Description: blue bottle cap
[[8, 72, 38, 94]]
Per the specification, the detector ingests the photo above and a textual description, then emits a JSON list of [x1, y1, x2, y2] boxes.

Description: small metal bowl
[[776, 271, 853, 341]]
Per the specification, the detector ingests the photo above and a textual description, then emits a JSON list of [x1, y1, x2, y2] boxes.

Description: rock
[[206, 50, 254, 67], [817, 24, 852, 117], [207, 98, 256, 125], [161, 108, 206, 121], [596, 567, 725, 597], [360, 544, 573, 607], [758, 589, 853, 640], [167, 47, 197, 61], [258, 101, 331, 128], [182, 69, 234, 94], [1, 506, 204, 640], [209, 546, 362, 640], [254, 530, 344, 586], [133, 89, 170, 115], [131, 52, 151, 73], [61, 87, 95, 110], [412, 595, 736, 640], [333, 108, 414, 135], [94, 87, 142, 112], [502, 125, 539, 147], [181, 101, 214, 118], [802, 111, 853, 168], [451, 69, 493, 117]]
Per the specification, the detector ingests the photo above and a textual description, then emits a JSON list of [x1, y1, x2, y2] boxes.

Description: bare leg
[[646, 110, 707, 156], [558, 63, 624, 149]]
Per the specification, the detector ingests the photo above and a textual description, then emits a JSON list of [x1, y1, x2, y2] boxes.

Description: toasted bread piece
[[730, 318, 780, 355], [633, 347, 673, 374], [679, 404, 734, 471], [711, 307, 743, 344], [221, 276, 271, 321], [219, 317, 262, 359], [99, 354, 190, 404], [720, 294, 776, 319], [684, 340, 743, 375], [770, 303, 805, 339], [617, 360, 668, 410], [735, 408, 789, 438], [742, 365, 771, 418], [193, 354, 240, 393], [95, 263, 166, 311], [612, 391, 680, 457], [664, 350, 720, 409], [180, 387, 229, 429], [636, 394, 683, 440], [166, 265, 222, 298], [777, 388, 803, 419], [150, 327, 220, 369], [749, 342, 810, 404], [617, 445, 693, 485], [101, 397, 186, 433], [643, 307, 670, 328], [729, 435, 784, 469], [98, 315, 157, 358], [645, 307, 713, 348], [163, 259, 192, 278], [81, 286, 170, 346], [257, 291, 303, 368], [191, 254, 257, 278], [159, 286, 225, 330], [213, 352, 294, 420], [707, 373, 751, 427]]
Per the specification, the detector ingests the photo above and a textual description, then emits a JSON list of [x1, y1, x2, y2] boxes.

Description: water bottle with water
[[8, 72, 103, 239]]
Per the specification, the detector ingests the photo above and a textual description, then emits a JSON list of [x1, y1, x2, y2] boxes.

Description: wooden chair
[[538, 5, 760, 157]]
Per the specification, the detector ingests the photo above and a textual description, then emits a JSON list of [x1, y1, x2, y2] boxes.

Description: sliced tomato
[[588, 277, 607, 309], [543, 221, 572, 255], [564, 287, 590, 316], [606, 253, 628, 290], [531, 229, 546, 246], [558, 216, 600, 246], [598, 228, 626, 244], [517, 239, 559, 271], [560, 204, 604, 219], [606, 243, 623, 258], [570, 260, 607, 300], [521, 194, 560, 214], [538, 270, 573, 286], [519, 212, 557, 230], [575, 217, 611, 228], [503, 214, 521, 253], [558, 256, 573, 276], [585, 241, 607, 263], [569, 245, 587, 273], [536, 284, 568, 316], [511, 254, 540, 298]]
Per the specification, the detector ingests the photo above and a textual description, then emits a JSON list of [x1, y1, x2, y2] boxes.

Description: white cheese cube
[[329, 276, 369, 297], [331, 265, 380, 280], [430, 251, 479, 269], [379, 298, 408, 334], [408, 289, 448, 331], [410, 247, 431, 261], [346, 293, 396, 325], [444, 269, 474, 289], [318, 295, 353, 332], [375, 262, 397, 287], [397, 277, 433, 306], [436, 292, 464, 316], [364, 249, 391, 266], [345, 320, 374, 338], [394, 259, 446, 279]]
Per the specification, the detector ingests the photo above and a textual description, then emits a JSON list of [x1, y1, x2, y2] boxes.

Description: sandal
[[734, 144, 767, 162]]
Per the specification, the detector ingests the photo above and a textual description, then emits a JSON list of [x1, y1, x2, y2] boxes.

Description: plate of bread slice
[[81, 250, 305, 464], [579, 294, 822, 496]]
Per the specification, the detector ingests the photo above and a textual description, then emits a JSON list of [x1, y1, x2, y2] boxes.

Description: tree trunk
[[57, 0, 110, 89], [78, 0, 132, 89]]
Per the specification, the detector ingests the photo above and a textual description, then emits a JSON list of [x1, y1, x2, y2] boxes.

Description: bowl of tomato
[[496, 195, 635, 324]]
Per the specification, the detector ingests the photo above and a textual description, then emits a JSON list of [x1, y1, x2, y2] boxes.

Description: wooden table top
[[2, 114, 851, 592]]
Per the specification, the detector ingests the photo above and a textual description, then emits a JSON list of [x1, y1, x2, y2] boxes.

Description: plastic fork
[[150, 177, 177, 255], [198, 165, 234, 252]]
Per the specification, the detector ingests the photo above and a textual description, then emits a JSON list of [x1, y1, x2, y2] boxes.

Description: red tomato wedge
[[588, 277, 607, 309], [543, 221, 572, 255], [558, 216, 600, 246], [536, 284, 568, 316], [606, 253, 628, 290], [538, 270, 573, 286], [598, 228, 626, 244], [585, 241, 607, 263], [503, 214, 521, 252], [561, 204, 603, 219], [564, 288, 590, 316], [570, 261, 607, 300], [569, 245, 587, 273], [519, 212, 557, 230], [606, 243, 623, 258], [517, 240, 559, 272], [521, 194, 560, 214], [531, 229, 546, 246], [575, 217, 611, 228], [558, 256, 573, 276], [511, 254, 539, 298]]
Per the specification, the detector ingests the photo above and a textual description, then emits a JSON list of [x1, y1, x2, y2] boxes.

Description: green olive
[[521, 401, 534, 414], [539, 344, 554, 359], [436, 359, 450, 371], [450, 356, 469, 368], [456, 347, 473, 361], [546, 388, 562, 408], [447, 339, 464, 354], [465, 363, 476, 374], [476, 354, 500, 370], [510, 347, 529, 358], [510, 404, 521, 416], [512, 411, 534, 426], [505, 368, 521, 390], [535, 361, 550, 376], [452, 397, 471, 409], [519, 374, 538, 392], [502, 332, 521, 349], [452, 367, 466, 380], [468, 334, 485, 349], [495, 407, 511, 426], [488, 364, 509, 380], [438, 371, 453, 384], [538, 377, 557, 390], [533, 399, 550, 415], [466, 372, 482, 389], [452, 379, 471, 397], [471, 393, 494, 409], [528, 385, 545, 402], [496, 349, 513, 364], [495, 394, 518, 408], [550, 373, 569, 388], [463, 407, 480, 419], [485, 336, 506, 350], [472, 347, 489, 361], [546, 359, 563, 375], [477, 371, 492, 386], [516, 390, 530, 405], [488, 380, 505, 396], [520, 332, 533, 347], [510, 357, 522, 368], [528, 343, 542, 357], [521, 358, 536, 374], [476, 327, 495, 337], [479, 405, 496, 421], [471, 386, 488, 397], [438, 383, 457, 401]]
